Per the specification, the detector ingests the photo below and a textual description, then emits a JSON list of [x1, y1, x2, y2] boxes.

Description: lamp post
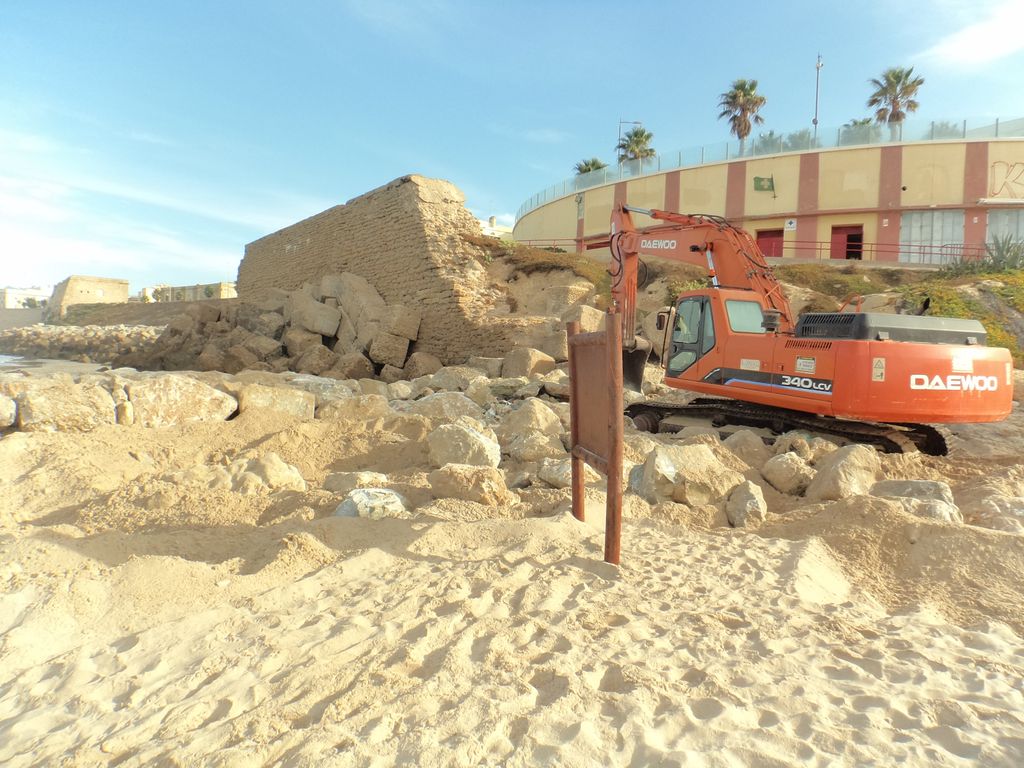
[[812, 54, 823, 143], [618, 119, 642, 161]]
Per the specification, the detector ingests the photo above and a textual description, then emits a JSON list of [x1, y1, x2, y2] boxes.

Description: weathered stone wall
[[238, 175, 547, 363], [47, 276, 131, 320]]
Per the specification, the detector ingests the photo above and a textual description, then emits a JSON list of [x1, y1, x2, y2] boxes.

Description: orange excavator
[[588, 203, 1013, 454]]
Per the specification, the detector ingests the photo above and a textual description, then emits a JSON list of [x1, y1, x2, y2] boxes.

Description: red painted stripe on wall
[[725, 161, 746, 220], [875, 212, 900, 262], [963, 142, 988, 202], [878, 146, 902, 209], [797, 153, 819, 213], [664, 170, 681, 212], [794, 215, 817, 259], [963, 207, 987, 253], [614, 181, 627, 207]]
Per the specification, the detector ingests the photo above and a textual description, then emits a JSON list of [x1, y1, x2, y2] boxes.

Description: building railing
[[515, 115, 1024, 223], [514, 237, 987, 266]]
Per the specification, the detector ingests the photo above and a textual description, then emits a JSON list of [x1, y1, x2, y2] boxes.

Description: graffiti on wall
[[990, 161, 1024, 198]]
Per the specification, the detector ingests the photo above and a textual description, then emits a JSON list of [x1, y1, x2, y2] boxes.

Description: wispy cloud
[[916, 1, 1024, 67]]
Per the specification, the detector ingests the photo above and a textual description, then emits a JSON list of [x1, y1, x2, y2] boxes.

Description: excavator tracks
[[626, 397, 951, 456]]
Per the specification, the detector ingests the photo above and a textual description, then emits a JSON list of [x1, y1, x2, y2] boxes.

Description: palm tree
[[615, 126, 655, 164], [867, 66, 924, 141], [839, 118, 882, 146], [574, 157, 608, 175], [718, 79, 766, 157]]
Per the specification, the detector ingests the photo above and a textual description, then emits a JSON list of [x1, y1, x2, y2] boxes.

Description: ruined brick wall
[[237, 175, 547, 362], [47, 276, 131, 320]]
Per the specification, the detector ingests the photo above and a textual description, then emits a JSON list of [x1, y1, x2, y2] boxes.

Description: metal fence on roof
[[515, 116, 1024, 223]]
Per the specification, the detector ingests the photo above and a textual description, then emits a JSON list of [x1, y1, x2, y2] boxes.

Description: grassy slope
[[476, 236, 1024, 361]]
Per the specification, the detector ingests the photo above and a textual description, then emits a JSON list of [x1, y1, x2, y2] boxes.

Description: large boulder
[[404, 392, 484, 423], [334, 488, 408, 519], [428, 464, 512, 505], [282, 328, 323, 358], [327, 352, 375, 380], [127, 376, 237, 428], [805, 444, 881, 501], [293, 345, 340, 376], [467, 357, 504, 378], [762, 453, 816, 495], [722, 430, 772, 471], [505, 431, 567, 463], [404, 352, 443, 380], [380, 305, 421, 341], [537, 457, 600, 489], [290, 293, 341, 337], [633, 444, 744, 505], [726, 481, 768, 527], [0, 394, 15, 427], [237, 384, 315, 420], [317, 394, 392, 421], [502, 347, 556, 379], [16, 383, 115, 432], [368, 331, 410, 368], [499, 398, 563, 440], [561, 304, 606, 334], [427, 423, 501, 468]]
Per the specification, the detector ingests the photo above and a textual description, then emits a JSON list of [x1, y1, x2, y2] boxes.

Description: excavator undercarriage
[[625, 397, 951, 456]]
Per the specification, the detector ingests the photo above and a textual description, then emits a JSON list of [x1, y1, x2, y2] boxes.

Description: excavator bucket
[[623, 338, 653, 393]]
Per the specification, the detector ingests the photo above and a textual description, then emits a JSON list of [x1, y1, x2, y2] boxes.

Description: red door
[[756, 229, 784, 257], [830, 225, 864, 260]]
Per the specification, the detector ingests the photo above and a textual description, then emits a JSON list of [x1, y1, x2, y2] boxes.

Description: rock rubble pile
[[0, 324, 161, 364]]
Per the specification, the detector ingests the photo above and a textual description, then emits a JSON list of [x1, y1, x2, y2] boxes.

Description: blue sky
[[2, 0, 1023, 292]]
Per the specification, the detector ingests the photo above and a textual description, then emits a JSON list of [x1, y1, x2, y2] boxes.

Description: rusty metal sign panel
[[566, 310, 624, 565]]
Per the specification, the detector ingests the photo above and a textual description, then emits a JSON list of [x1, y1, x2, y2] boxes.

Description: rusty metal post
[[604, 309, 624, 564], [566, 320, 585, 522]]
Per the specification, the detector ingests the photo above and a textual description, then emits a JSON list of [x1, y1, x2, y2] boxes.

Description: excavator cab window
[[667, 297, 715, 375]]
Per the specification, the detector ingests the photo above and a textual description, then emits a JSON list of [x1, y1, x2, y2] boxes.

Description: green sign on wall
[[753, 176, 775, 192]]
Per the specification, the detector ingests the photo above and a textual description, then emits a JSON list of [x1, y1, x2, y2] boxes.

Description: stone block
[[381, 304, 422, 341], [429, 464, 513, 505], [291, 293, 341, 337], [293, 345, 340, 376], [561, 304, 606, 333], [328, 352, 375, 380], [16, 384, 115, 432], [404, 352, 443, 379], [467, 357, 504, 378], [502, 347, 556, 379], [368, 331, 410, 369], [282, 328, 322, 358], [127, 376, 237, 428], [237, 384, 315, 420]]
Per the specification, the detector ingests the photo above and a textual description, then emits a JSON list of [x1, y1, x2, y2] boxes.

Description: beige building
[[141, 282, 237, 302], [0, 287, 51, 309], [515, 119, 1024, 265], [46, 276, 130, 320]]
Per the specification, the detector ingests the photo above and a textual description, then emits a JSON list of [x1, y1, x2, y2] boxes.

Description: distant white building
[[0, 286, 51, 309], [479, 216, 513, 240], [139, 281, 237, 302]]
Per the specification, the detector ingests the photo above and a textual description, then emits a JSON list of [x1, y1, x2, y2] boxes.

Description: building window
[[899, 210, 964, 264], [988, 209, 1024, 242]]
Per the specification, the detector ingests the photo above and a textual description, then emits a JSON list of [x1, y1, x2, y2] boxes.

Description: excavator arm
[[587, 203, 795, 390]]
